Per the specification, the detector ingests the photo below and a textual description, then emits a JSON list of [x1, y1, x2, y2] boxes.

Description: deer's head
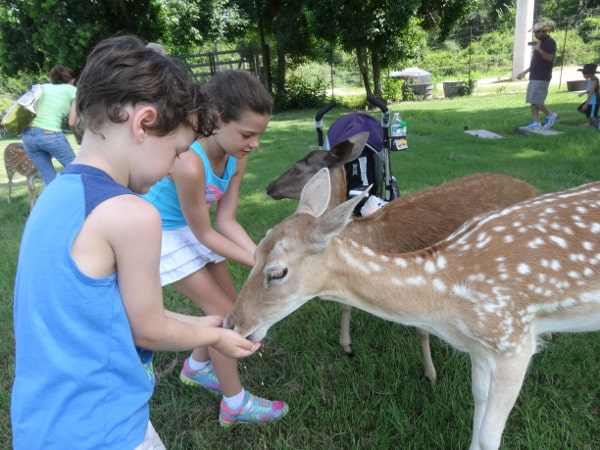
[[265, 131, 368, 200], [225, 168, 369, 341]]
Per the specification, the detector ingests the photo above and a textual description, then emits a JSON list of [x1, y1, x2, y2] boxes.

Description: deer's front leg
[[469, 338, 535, 450]]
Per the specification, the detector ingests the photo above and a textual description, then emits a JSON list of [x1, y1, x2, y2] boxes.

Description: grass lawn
[[1, 87, 599, 449]]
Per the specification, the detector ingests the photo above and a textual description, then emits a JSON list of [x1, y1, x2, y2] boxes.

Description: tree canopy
[[0, 0, 597, 100]]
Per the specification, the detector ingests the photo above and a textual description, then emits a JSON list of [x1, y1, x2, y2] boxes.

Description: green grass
[[1, 87, 600, 449]]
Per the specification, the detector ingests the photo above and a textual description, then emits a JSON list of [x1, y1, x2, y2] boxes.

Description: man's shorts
[[526, 80, 550, 105]]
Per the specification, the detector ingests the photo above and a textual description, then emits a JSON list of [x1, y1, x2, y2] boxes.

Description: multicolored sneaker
[[179, 358, 222, 394], [219, 391, 289, 427]]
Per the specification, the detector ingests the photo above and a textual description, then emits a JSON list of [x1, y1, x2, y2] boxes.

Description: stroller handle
[[315, 101, 337, 121], [367, 95, 390, 142], [367, 95, 388, 113], [315, 100, 337, 149]]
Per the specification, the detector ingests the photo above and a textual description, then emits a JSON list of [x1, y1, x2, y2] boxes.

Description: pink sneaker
[[179, 358, 221, 394], [219, 391, 288, 427]]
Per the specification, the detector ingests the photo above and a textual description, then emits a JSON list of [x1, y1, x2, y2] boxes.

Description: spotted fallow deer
[[225, 168, 600, 450], [4, 142, 40, 209], [266, 132, 539, 384]]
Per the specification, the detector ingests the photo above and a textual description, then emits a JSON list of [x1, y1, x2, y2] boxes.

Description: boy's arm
[[108, 195, 259, 357]]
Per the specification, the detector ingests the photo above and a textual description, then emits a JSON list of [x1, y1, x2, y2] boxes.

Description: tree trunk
[[275, 45, 287, 110], [355, 47, 372, 97], [371, 50, 382, 98]]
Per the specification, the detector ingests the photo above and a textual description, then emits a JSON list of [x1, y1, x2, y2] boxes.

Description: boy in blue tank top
[[11, 36, 261, 450], [143, 71, 288, 426]]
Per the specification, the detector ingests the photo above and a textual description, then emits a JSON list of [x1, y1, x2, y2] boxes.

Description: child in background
[[143, 70, 288, 427], [11, 35, 261, 449], [577, 63, 600, 127]]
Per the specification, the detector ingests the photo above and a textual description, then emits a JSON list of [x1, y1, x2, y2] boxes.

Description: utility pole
[[512, 0, 535, 79]]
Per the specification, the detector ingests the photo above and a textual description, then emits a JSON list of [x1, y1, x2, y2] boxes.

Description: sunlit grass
[[1, 89, 599, 449]]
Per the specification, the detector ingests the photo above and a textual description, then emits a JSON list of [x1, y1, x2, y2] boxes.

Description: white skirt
[[159, 225, 225, 286]]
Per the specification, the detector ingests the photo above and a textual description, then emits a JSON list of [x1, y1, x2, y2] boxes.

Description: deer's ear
[[309, 185, 371, 245], [326, 131, 369, 166], [297, 168, 331, 217]]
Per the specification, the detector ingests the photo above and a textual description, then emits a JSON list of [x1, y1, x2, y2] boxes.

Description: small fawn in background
[[4, 142, 40, 209]]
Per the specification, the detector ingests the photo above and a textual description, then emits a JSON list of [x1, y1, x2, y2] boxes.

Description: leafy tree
[[307, 0, 476, 98], [0, 0, 163, 76], [157, 0, 249, 54]]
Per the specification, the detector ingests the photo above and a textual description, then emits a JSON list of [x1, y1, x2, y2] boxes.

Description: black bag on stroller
[[314, 96, 400, 209]]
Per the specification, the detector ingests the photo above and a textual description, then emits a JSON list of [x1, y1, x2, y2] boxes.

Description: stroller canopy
[[327, 112, 383, 152]]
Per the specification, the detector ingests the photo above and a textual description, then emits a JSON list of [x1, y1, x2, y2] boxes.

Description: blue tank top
[[12, 164, 155, 449], [142, 141, 237, 230]]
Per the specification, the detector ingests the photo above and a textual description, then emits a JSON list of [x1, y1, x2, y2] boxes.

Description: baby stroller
[[314, 95, 400, 211]]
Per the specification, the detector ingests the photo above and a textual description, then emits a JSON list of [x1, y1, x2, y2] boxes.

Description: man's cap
[[529, 21, 554, 32]]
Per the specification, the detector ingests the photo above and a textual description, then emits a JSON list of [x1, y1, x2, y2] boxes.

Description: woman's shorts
[[160, 226, 225, 286], [525, 80, 549, 105]]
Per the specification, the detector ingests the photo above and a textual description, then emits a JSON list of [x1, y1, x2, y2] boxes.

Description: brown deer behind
[[4, 142, 40, 209]]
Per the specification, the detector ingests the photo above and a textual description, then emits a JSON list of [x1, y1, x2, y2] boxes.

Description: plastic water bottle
[[390, 112, 407, 151]]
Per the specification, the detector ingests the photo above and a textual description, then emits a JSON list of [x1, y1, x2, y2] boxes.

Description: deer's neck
[[329, 167, 349, 210], [322, 236, 448, 327]]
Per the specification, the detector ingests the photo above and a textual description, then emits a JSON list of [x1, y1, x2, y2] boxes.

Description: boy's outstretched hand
[[214, 328, 262, 359]]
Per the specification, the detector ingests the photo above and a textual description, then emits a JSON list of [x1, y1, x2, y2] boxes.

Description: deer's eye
[[266, 266, 288, 284]]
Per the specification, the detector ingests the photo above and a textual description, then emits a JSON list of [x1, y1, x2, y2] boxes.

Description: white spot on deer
[[493, 226, 506, 233], [504, 235, 514, 244], [576, 206, 588, 214], [362, 246, 376, 257], [583, 241, 594, 251], [476, 233, 492, 249], [590, 222, 600, 233], [407, 276, 426, 286], [368, 261, 382, 272], [584, 268, 594, 277], [436, 256, 447, 270], [424, 260, 437, 274], [468, 273, 486, 282], [549, 235, 568, 248], [517, 263, 531, 275], [541, 259, 562, 271], [391, 278, 404, 287], [433, 278, 447, 293], [452, 284, 477, 302], [340, 249, 370, 274], [393, 257, 408, 268], [527, 237, 545, 248]]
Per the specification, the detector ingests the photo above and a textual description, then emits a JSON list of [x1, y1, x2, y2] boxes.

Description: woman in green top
[[22, 65, 78, 185]]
